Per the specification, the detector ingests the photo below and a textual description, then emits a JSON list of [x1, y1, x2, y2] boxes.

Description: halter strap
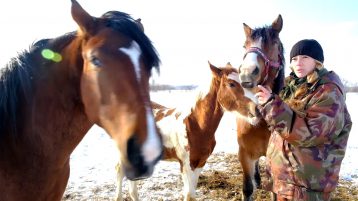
[[243, 47, 283, 85], [244, 47, 281, 68]]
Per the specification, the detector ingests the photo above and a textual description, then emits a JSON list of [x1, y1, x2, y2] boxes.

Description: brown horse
[[0, 1, 162, 200], [115, 62, 258, 201], [236, 15, 285, 201]]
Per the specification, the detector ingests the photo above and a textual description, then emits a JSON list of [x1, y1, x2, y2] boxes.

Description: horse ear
[[71, 0, 96, 36], [135, 18, 145, 32], [271, 14, 283, 33], [226, 62, 232, 68], [243, 23, 252, 38], [208, 61, 222, 76]]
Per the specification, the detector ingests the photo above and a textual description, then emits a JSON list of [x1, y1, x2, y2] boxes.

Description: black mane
[[0, 44, 37, 139], [0, 33, 76, 140], [101, 11, 161, 72]]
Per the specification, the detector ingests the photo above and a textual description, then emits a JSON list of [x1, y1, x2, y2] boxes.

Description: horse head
[[71, 0, 162, 180], [209, 62, 260, 125], [238, 14, 285, 103]]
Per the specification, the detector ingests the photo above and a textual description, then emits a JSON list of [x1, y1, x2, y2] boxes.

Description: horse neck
[[187, 80, 223, 135], [23, 38, 91, 159], [265, 66, 284, 94]]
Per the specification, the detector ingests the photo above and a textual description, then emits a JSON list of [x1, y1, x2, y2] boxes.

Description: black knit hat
[[290, 39, 324, 63]]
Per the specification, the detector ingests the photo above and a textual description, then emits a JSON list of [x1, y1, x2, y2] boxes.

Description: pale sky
[[1, 0, 357, 85]]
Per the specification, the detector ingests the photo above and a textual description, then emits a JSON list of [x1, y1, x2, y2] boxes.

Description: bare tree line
[[342, 79, 358, 93], [151, 79, 358, 93]]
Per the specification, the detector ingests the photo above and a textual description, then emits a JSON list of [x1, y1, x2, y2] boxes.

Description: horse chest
[[0, 161, 69, 201]]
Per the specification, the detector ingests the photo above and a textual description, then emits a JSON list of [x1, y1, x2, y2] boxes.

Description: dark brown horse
[[236, 15, 285, 201], [116, 62, 258, 201], [0, 1, 162, 200]]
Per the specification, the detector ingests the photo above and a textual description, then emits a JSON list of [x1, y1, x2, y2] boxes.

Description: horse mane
[[251, 26, 285, 94], [101, 11, 161, 72], [273, 45, 285, 94], [0, 32, 76, 140], [0, 43, 38, 139]]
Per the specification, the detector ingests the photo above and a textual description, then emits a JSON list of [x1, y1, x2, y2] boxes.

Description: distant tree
[[150, 84, 197, 92], [342, 79, 358, 93]]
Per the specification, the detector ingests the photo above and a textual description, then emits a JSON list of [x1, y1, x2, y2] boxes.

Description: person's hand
[[255, 85, 273, 105]]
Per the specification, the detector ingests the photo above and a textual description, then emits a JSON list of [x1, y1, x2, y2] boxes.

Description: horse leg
[[115, 161, 139, 201], [181, 162, 202, 201], [254, 160, 261, 188], [115, 162, 124, 201], [128, 180, 139, 201], [239, 148, 257, 201]]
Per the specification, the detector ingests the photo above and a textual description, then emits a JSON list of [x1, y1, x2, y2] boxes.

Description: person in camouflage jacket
[[255, 39, 352, 201]]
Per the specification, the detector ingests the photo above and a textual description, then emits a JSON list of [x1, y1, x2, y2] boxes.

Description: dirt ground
[[62, 152, 358, 201]]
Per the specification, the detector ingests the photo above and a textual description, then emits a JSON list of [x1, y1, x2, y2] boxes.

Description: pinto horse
[[0, 1, 163, 200], [115, 62, 258, 201], [236, 15, 285, 201]]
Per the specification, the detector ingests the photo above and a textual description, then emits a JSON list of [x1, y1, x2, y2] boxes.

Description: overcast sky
[[1, 0, 357, 85]]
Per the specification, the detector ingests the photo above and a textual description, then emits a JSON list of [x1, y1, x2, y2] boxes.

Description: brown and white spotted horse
[[115, 62, 258, 201], [235, 14, 285, 201]]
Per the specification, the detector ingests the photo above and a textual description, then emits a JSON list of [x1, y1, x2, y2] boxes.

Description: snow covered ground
[[64, 91, 358, 199]]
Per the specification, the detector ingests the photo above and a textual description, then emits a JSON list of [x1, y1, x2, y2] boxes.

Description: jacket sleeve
[[259, 83, 346, 147]]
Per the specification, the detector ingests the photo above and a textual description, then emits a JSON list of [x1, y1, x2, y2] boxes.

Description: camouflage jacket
[[259, 70, 352, 200]]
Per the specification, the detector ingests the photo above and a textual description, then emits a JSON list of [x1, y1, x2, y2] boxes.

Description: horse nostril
[[126, 136, 148, 178]]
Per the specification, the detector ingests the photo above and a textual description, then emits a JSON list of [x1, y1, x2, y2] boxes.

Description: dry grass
[[63, 152, 358, 201], [197, 153, 357, 201]]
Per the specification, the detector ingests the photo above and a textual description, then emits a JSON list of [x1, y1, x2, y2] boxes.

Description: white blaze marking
[[242, 37, 263, 72], [119, 41, 142, 82], [243, 53, 259, 72], [120, 41, 161, 163], [228, 72, 240, 83], [142, 107, 162, 163]]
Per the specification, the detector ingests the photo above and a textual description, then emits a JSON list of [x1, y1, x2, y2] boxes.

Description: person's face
[[290, 55, 317, 78]]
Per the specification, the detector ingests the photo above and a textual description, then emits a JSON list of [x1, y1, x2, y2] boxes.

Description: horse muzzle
[[239, 74, 257, 89], [241, 81, 255, 88], [124, 135, 163, 180]]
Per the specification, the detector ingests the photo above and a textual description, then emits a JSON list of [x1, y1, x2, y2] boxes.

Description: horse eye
[[90, 56, 102, 67], [229, 82, 235, 88], [253, 67, 259, 75]]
